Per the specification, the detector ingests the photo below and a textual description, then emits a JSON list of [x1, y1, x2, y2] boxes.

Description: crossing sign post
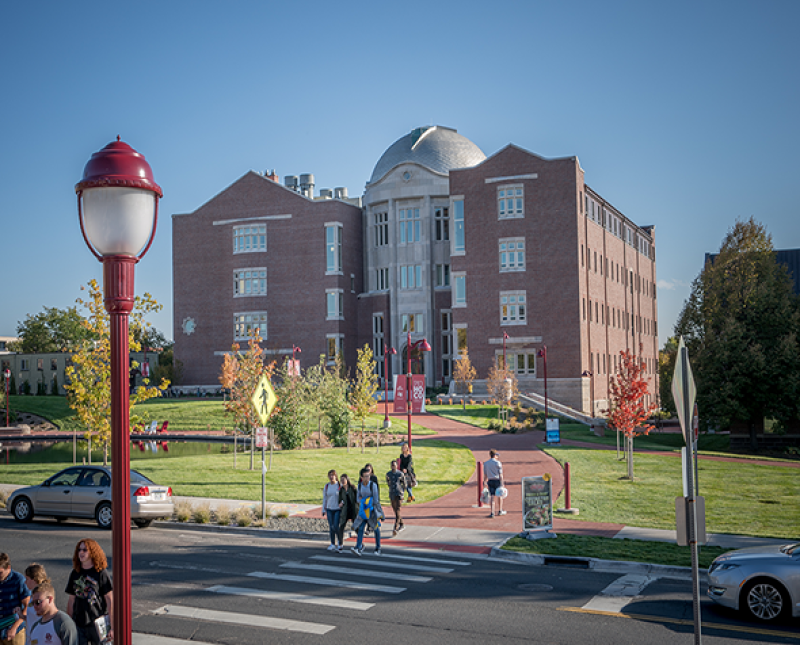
[[250, 374, 278, 522]]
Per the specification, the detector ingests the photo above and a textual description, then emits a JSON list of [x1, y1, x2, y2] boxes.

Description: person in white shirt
[[28, 582, 77, 645], [483, 450, 506, 517], [23, 564, 49, 645]]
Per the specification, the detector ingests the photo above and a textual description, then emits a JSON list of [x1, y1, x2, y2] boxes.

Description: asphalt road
[[2, 516, 797, 645]]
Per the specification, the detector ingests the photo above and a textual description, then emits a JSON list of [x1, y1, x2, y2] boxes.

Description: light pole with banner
[[383, 345, 396, 428], [406, 331, 431, 450], [3, 368, 10, 427], [537, 345, 548, 420], [76, 137, 162, 645]]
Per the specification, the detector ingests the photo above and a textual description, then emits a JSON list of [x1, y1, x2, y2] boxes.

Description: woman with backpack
[[351, 467, 384, 556]]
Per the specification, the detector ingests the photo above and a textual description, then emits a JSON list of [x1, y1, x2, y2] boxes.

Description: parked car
[[707, 542, 800, 622], [7, 465, 173, 529]]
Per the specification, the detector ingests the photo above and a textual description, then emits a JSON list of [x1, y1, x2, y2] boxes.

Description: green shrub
[[235, 506, 254, 527], [173, 500, 192, 522], [192, 503, 211, 524], [214, 504, 232, 526]]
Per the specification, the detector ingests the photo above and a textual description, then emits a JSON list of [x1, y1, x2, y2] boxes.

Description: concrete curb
[[153, 519, 329, 541]]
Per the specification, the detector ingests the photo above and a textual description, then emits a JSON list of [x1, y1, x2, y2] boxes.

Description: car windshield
[[131, 470, 155, 485]]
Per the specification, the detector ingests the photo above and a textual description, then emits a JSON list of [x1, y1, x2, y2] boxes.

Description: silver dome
[[369, 126, 486, 184]]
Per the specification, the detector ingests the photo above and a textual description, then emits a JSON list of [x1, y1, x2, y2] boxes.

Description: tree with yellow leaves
[[64, 280, 169, 465]]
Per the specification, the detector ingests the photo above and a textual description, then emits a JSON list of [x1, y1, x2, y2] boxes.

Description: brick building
[[172, 126, 659, 413]]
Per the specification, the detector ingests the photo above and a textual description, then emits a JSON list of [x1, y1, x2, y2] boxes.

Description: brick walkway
[[381, 408, 624, 538]]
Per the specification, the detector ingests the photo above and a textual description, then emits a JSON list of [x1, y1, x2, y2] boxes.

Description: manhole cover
[[518, 583, 553, 592]]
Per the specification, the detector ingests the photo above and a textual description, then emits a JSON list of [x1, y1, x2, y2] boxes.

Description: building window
[[373, 314, 385, 379], [375, 267, 389, 291], [453, 200, 465, 254], [500, 291, 526, 325], [326, 289, 344, 320], [435, 264, 450, 287], [402, 313, 424, 333], [233, 224, 266, 254], [234, 312, 267, 340], [326, 334, 344, 363], [497, 350, 536, 375], [499, 238, 525, 272], [453, 273, 466, 307], [50, 358, 57, 371], [400, 265, 422, 289], [454, 325, 468, 354], [498, 185, 524, 219], [233, 268, 267, 297], [374, 212, 389, 246], [325, 223, 342, 273], [441, 311, 452, 382], [399, 208, 420, 244], [435, 207, 449, 241], [20, 359, 30, 371]]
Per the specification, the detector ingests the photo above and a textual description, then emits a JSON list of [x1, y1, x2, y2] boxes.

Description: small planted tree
[[350, 344, 379, 451], [452, 347, 476, 408], [269, 358, 309, 450], [604, 344, 657, 479], [486, 363, 519, 426]]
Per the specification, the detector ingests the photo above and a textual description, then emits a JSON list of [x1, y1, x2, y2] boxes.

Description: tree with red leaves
[[605, 344, 657, 479]]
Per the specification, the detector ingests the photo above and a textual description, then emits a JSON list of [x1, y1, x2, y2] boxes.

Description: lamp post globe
[[76, 137, 161, 645]]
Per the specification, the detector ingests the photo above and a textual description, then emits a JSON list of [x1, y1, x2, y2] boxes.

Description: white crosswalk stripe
[[151, 604, 335, 635], [281, 561, 433, 582], [206, 584, 374, 610], [310, 555, 455, 573], [247, 570, 406, 593], [134, 635, 215, 645], [366, 552, 473, 566]]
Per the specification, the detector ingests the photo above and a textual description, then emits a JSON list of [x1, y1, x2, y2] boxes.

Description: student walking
[[65, 540, 113, 645], [483, 449, 506, 517], [322, 469, 342, 551], [28, 581, 78, 645], [399, 443, 417, 502], [337, 473, 357, 548], [24, 564, 49, 645], [0, 553, 31, 645], [351, 467, 384, 556], [386, 460, 407, 535]]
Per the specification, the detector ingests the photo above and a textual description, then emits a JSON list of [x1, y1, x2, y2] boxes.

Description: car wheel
[[95, 502, 113, 530], [12, 497, 34, 523], [743, 578, 789, 622], [133, 519, 153, 529]]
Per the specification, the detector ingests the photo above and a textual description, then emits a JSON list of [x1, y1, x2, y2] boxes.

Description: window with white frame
[[326, 334, 344, 362], [435, 263, 450, 287], [233, 224, 266, 254], [499, 238, 525, 272], [234, 312, 267, 340], [453, 273, 466, 307], [233, 268, 267, 297], [375, 267, 389, 291], [374, 212, 389, 246], [498, 185, 524, 219], [454, 325, 467, 354], [496, 350, 536, 375], [373, 313, 385, 379], [400, 265, 422, 289], [399, 207, 420, 244], [453, 199, 465, 254], [326, 289, 344, 320], [500, 291, 526, 325], [402, 313, 424, 333], [325, 223, 342, 273], [435, 207, 449, 241], [441, 311, 452, 382]]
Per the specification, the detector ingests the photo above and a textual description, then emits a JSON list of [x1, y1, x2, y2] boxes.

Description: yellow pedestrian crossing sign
[[251, 374, 278, 426]]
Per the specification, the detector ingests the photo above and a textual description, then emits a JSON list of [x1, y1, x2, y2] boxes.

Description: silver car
[[7, 465, 173, 529], [707, 542, 800, 622]]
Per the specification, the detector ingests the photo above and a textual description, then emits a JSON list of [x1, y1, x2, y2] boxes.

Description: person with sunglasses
[[28, 582, 78, 645], [65, 540, 112, 645], [0, 553, 30, 645], [24, 563, 49, 645]]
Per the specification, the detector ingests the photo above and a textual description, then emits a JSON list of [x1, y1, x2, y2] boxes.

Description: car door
[[71, 468, 111, 518], [35, 468, 83, 515]]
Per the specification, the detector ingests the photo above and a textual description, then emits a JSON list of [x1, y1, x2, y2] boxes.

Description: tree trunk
[[626, 434, 634, 479], [749, 419, 759, 452]]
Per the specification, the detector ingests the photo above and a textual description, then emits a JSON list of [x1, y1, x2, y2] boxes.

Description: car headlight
[[709, 561, 740, 574]]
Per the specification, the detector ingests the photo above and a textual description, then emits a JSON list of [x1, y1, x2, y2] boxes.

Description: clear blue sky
[[2, 0, 798, 349]]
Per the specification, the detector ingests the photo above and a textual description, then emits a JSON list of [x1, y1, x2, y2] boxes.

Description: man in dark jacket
[[0, 553, 30, 645], [386, 460, 407, 536]]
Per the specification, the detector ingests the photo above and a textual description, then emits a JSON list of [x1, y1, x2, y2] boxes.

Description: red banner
[[394, 375, 425, 413]]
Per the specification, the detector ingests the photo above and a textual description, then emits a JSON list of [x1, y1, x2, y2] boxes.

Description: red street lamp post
[[3, 368, 10, 427], [76, 138, 162, 645], [502, 331, 509, 371], [538, 345, 548, 421], [383, 346, 396, 427], [406, 331, 431, 450]]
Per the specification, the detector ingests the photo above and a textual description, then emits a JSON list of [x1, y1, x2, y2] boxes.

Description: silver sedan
[[7, 465, 174, 529], [707, 542, 800, 622]]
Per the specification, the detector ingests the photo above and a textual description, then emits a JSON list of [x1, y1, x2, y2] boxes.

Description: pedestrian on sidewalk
[[24, 564, 49, 645], [65, 539, 113, 645], [399, 443, 417, 502], [28, 581, 78, 645], [351, 467, 384, 556], [337, 473, 357, 547], [322, 470, 342, 552], [484, 450, 506, 517], [0, 553, 31, 645], [362, 464, 380, 537], [386, 460, 406, 536]]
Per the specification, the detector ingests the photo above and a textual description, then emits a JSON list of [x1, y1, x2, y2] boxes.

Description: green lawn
[[426, 403, 504, 429], [541, 445, 800, 539], [0, 438, 474, 507], [7, 396, 436, 436]]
